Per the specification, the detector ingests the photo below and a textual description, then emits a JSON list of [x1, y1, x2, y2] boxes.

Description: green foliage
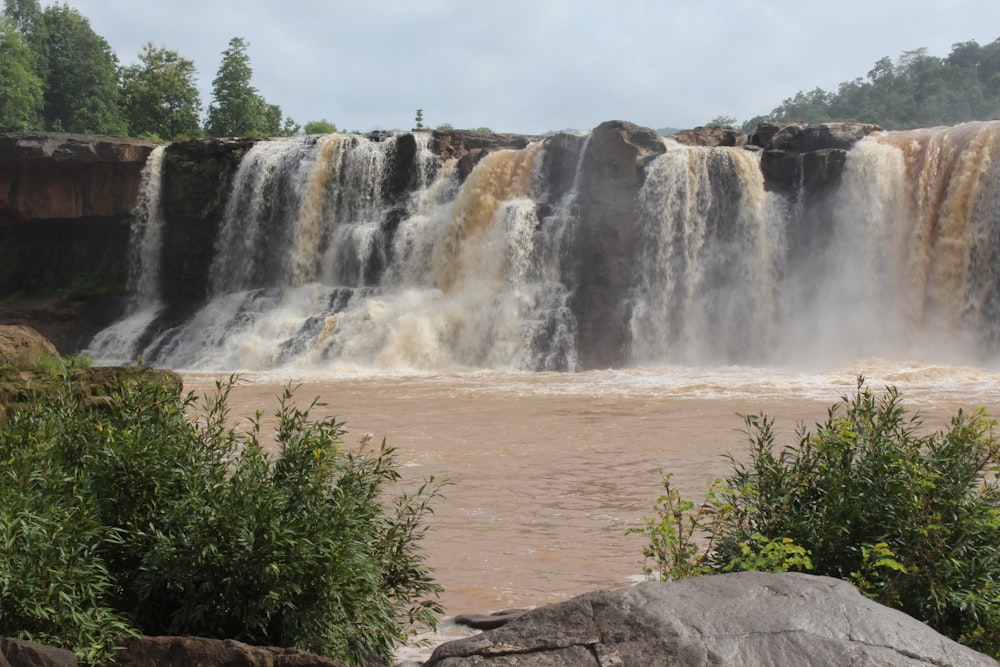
[[40, 4, 124, 134], [435, 123, 453, 131], [205, 37, 287, 137], [627, 472, 711, 581], [757, 38, 1000, 129], [304, 118, 337, 134], [30, 352, 91, 374], [0, 16, 43, 130], [634, 378, 1000, 657], [704, 115, 737, 128], [0, 376, 443, 665], [473, 126, 493, 134], [120, 42, 202, 140], [414, 108, 424, 130]]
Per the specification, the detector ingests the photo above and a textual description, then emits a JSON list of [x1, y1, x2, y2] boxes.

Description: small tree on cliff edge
[[206, 37, 269, 137]]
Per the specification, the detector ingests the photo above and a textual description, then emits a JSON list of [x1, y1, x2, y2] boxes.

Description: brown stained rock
[[0, 133, 154, 223], [430, 130, 539, 164]]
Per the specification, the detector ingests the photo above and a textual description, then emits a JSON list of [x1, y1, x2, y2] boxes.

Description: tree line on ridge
[[3, 1, 1000, 139]]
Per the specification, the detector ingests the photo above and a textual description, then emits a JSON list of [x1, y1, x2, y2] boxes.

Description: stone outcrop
[[110, 636, 345, 667], [671, 126, 748, 147], [570, 120, 666, 369], [0, 324, 58, 367], [751, 121, 882, 194], [0, 637, 77, 667], [425, 572, 998, 666]]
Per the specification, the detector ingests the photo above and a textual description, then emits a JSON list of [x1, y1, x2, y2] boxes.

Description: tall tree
[[120, 42, 202, 139], [0, 16, 43, 130], [206, 37, 267, 137], [41, 3, 124, 134]]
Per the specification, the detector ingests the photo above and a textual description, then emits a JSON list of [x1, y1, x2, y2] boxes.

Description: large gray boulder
[[425, 572, 998, 666]]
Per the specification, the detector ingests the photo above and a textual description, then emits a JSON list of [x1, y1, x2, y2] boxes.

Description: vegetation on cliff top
[[0, 371, 443, 666], [6, 0, 1000, 139], [633, 378, 1000, 657]]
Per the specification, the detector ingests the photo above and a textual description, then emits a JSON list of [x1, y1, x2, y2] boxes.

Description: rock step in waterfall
[[86, 120, 1000, 372]]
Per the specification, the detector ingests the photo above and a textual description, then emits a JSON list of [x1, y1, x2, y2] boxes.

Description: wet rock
[[430, 130, 539, 163], [425, 572, 998, 667], [752, 121, 881, 152], [570, 120, 667, 370]]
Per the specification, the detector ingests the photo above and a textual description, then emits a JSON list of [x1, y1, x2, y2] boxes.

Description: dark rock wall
[[570, 121, 666, 369]]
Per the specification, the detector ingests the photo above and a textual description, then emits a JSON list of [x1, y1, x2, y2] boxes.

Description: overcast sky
[[60, 0, 1000, 135]]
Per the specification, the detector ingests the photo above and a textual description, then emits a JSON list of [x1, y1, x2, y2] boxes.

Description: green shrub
[[0, 375, 443, 665], [633, 378, 1000, 657]]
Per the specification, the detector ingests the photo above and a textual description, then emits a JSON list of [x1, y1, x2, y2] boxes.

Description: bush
[[0, 375, 443, 665], [632, 378, 1000, 657], [304, 119, 337, 134]]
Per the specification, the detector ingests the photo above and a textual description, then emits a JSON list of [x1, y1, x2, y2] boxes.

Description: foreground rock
[[0, 324, 58, 366], [425, 572, 998, 666], [110, 636, 346, 667], [0, 637, 76, 667]]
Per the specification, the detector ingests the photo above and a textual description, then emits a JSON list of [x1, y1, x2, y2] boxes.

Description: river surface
[[179, 360, 1000, 618]]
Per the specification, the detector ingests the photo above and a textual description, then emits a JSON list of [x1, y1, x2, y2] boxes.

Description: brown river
[[180, 360, 1000, 619]]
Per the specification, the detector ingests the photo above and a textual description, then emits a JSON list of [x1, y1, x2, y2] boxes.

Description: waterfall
[[88, 121, 1000, 372], [129, 145, 168, 310], [629, 145, 786, 364], [783, 121, 1000, 364], [86, 145, 167, 361], [106, 133, 584, 372]]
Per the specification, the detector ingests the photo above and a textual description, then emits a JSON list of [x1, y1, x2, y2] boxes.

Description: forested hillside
[[744, 40, 1000, 131]]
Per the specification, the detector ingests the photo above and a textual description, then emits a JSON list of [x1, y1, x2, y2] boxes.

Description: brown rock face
[[0, 132, 154, 223], [0, 133, 155, 344], [570, 120, 667, 369]]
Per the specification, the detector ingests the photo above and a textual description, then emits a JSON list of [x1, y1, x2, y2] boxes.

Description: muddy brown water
[[180, 363, 1000, 617]]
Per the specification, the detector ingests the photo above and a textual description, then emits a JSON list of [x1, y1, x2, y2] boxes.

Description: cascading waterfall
[[629, 144, 785, 364], [106, 133, 584, 372], [783, 121, 1000, 364], [129, 145, 168, 310], [86, 145, 168, 360], [88, 120, 1000, 372]]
